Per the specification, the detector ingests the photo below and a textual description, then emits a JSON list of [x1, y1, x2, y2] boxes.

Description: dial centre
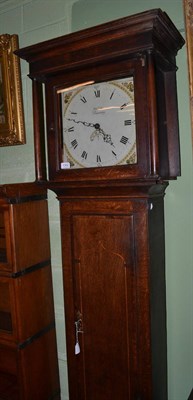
[[94, 123, 100, 130]]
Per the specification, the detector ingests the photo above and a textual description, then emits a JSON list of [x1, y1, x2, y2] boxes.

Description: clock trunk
[[59, 185, 167, 400]]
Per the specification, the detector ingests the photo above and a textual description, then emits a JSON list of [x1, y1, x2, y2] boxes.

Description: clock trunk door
[[63, 212, 152, 400]]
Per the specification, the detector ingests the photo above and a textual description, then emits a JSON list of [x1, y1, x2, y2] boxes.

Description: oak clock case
[[16, 9, 184, 400]]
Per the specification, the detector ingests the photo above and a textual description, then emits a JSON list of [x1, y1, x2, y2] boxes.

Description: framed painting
[[184, 0, 193, 146], [0, 34, 25, 146]]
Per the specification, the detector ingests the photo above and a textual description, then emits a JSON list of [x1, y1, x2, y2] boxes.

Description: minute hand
[[67, 118, 96, 128]]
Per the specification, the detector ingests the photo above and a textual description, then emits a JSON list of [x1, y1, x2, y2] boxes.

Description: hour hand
[[102, 131, 114, 146], [90, 126, 114, 147]]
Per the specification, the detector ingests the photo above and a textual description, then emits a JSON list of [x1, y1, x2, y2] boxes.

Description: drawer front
[[0, 265, 55, 343], [14, 264, 55, 341], [0, 200, 51, 275]]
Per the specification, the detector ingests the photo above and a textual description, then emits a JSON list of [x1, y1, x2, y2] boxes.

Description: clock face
[[59, 77, 137, 169]]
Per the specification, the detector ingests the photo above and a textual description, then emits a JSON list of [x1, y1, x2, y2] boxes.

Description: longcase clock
[[16, 9, 184, 400]]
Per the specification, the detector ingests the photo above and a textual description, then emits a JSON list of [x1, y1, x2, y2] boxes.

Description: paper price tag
[[75, 342, 80, 355], [61, 162, 70, 169]]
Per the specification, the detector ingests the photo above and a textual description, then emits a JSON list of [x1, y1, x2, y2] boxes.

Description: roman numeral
[[81, 151, 88, 159], [68, 126, 74, 132], [120, 102, 128, 110], [112, 150, 117, 157], [71, 139, 78, 149], [124, 120, 132, 126], [80, 96, 87, 103], [97, 155, 101, 163], [120, 136, 129, 145], [94, 90, 100, 98], [110, 89, 115, 99]]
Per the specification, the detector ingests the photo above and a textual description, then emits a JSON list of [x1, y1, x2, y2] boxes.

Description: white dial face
[[60, 77, 137, 169]]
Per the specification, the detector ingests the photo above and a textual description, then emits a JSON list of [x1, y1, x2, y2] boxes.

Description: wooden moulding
[[0, 182, 47, 203]]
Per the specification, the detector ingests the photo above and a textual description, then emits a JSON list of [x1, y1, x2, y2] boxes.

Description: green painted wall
[[0, 1, 192, 399]]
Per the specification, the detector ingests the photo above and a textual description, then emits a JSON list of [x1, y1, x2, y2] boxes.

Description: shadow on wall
[[188, 389, 193, 400]]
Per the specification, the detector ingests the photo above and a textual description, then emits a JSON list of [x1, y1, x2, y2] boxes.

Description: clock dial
[[60, 77, 137, 169]]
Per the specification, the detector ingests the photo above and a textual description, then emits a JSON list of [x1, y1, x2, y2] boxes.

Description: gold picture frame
[[184, 0, 193, 145], [0, 34, 25, 146]]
